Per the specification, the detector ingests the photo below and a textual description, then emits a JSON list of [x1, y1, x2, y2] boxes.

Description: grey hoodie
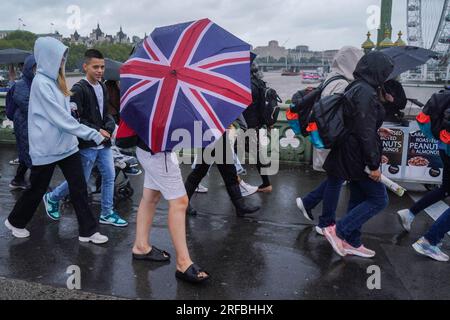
[[28, 37, 104, 165], [321, 46, 364, 98]]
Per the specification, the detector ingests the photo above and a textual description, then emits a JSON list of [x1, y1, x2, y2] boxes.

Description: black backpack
[[309, 93, 354, 149], [290, 75, 348, 136], [252, 77, 282, 127], [262, 87, 282, 126]]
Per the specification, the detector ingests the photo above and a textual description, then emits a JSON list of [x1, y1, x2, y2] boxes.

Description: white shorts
[[136, 148, 186, 201]]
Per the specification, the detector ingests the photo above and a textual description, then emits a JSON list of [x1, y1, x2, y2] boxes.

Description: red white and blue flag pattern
[[120, 18, 252, 153]]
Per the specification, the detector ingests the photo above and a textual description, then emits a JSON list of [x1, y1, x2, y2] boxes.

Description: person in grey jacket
[[4, 37, 110, 245]]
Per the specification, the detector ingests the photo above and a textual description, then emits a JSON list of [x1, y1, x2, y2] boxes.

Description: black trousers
[[186, 134, 239, 189], [14, 163, 28, 182], [254, 128, 271, 186], [8, 152, 99, 237]]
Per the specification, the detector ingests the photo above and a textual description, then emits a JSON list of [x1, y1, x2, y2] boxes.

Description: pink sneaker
[[343, 241, 376, 258], [323, 225, 346, 257]]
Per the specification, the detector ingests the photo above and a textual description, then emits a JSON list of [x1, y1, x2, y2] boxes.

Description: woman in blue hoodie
[[9, 55, 36, 190], [4, 37, 110, 245]]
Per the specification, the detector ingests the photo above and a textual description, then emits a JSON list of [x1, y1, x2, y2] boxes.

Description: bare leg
[[168, 195, 207, 278], [132, 188, 162, 255]]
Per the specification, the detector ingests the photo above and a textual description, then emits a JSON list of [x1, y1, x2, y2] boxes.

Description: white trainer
[[240, 180, 258, 197], [315, 226, 324, 236], [397, 209, 414, 232], [4, 219, 30, 239], [79, 232, 109, 244], [195, 184, 209, 193]]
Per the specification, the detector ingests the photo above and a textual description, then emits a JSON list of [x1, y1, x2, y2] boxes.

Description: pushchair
[[61, 146, 140, 205], [91, 146, 141, 202]]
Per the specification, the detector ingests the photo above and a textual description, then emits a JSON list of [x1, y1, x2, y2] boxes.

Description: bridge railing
[[0, 93, 312, 164]]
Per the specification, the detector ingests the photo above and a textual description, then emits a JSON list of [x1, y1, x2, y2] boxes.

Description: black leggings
[[8, 152, 99, 237]]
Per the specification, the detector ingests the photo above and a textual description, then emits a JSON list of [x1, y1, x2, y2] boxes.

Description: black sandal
[[132, 246, 171, 262], [176, 264, 210, 284]]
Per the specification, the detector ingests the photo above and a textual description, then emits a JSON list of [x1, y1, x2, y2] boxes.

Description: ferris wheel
[[407, 0, 450, 57]]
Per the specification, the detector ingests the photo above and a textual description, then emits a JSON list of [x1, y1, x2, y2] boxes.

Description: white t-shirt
[[86, 78, 105, 149]]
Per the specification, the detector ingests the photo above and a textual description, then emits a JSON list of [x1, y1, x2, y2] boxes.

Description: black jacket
[[423, 89, 450, 139], [243, 74, 266, 129], [71, 79, 116, 149], [324, 51, 394, 181]]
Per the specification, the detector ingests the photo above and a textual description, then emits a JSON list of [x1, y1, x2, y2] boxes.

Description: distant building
[[89, 23, 106, 43], [115, 26, 130, 44], [132, 36, 142, 44], [68, 24, 132, 47], [253, 40, 288, 60]]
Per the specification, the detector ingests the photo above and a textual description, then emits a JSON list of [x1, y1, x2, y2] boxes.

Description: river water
[[68, 72, 443, 107]]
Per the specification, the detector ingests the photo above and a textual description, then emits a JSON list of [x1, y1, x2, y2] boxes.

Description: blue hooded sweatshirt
[[28, 37, 104, 166]]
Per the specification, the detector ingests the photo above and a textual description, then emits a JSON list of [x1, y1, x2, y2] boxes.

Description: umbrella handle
[[407, 98, 424, 108]]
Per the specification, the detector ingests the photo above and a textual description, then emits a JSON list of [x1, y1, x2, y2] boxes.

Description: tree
[[0, 31, 37, 51]]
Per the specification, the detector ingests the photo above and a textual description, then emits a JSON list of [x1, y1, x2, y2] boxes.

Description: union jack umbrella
[[120, 18, 252, 153]]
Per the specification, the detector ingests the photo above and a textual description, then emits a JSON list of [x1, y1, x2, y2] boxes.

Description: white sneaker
[[79, 232, 109, 244], [240, 180, 258, 197], [315, 226, 324, 236], [4, 219, 30, 238], [195, 184, 209, 193], [296, 198, 314, 221], [397, 209, 414, 232]]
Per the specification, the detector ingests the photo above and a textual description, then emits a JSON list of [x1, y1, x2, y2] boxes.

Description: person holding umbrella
[[116, 120, 210, 283], [118, 18, 257, 282], [4, 37, 110, 244]]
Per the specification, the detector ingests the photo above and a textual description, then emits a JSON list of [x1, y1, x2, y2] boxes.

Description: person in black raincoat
[[322, 51, 394, 258], [9, 55, 36, 190]]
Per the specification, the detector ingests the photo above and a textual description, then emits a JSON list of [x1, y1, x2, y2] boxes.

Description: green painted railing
[[0, 92, 312, 163]]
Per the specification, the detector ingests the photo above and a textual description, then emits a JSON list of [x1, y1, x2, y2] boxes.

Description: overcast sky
[[2, 0, 408, 51]]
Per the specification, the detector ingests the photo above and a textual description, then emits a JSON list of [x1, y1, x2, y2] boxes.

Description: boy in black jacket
[[43, 49, 128, 227]]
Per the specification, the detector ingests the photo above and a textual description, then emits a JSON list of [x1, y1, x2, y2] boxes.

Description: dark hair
[[84, 49, 104, 63]]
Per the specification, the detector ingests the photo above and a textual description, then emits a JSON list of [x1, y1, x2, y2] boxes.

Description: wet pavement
[[0, 144, 449, 300]]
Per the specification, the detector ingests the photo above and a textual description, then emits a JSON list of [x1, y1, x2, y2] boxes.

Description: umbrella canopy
[[120, 18, 252, 153], [381, 46, 439, 80], [104, 58, 123, 81], [0, 48, 32, 65]]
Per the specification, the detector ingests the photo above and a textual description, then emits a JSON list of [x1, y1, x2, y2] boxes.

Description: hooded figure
[[324, 51, 394, 181], [313, 46, 364, 171], [28, 37, 104, 166], [321, 46, 364, 97], [12, 54, 36, 169]]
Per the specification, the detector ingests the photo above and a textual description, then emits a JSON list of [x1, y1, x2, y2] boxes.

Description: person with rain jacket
[[396, 88, 450, 262], [4, 37, 110, 245], [9, 55, 36, 190], [322, 51, 394, 259], [295, 46, 364, 235]]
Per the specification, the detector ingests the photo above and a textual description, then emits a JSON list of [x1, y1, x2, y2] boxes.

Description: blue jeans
[[302, 175, 344, 228], [49, 147, 115, 216], [410, 150, 450, 245], [336, 178, 389, 248]]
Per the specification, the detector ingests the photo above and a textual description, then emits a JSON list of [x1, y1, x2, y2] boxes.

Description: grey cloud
[[2, 0, 407, 50]]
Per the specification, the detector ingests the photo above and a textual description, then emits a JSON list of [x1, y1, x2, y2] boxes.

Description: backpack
[[307, 93, 353, 149], [5, 83, 17, 121], [290, 75, 348, 136], [262, 87, 282, 126], [417, 89, 450, 142]]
